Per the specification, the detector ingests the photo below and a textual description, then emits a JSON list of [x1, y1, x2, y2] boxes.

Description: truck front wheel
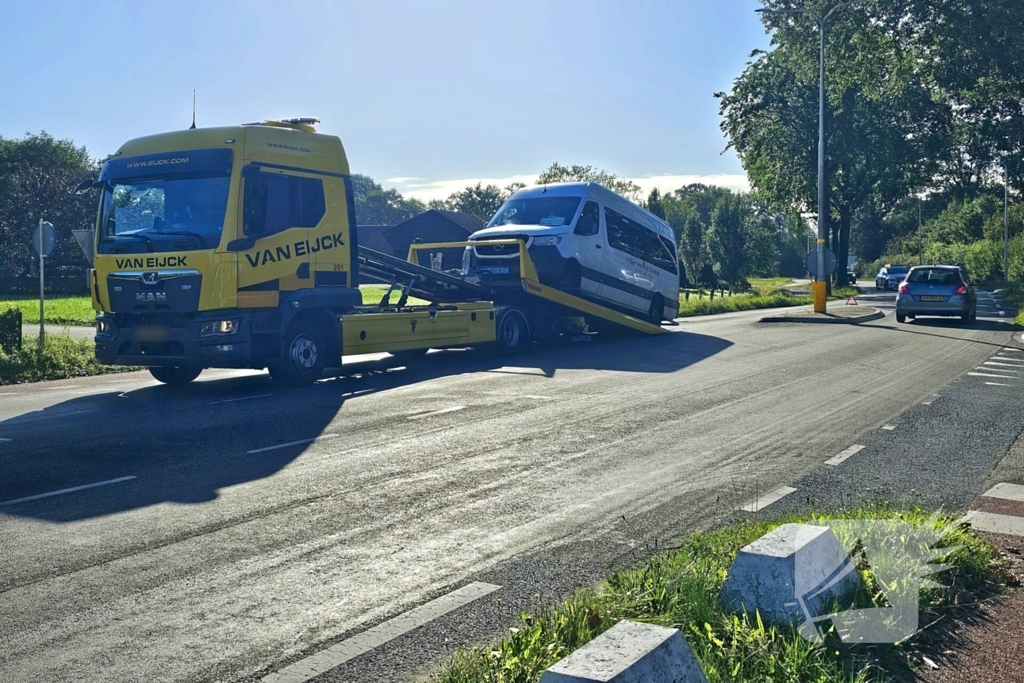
[[149, 366, 202, 386], [270, 320, 326, 387]]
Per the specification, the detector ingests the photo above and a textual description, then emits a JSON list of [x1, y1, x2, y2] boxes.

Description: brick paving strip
[[917, 482, 1024, 683]]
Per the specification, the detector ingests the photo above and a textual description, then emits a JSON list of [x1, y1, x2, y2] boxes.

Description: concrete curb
[[758, 307, 885, 325]]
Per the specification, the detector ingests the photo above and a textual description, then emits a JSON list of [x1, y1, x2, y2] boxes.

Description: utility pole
[[1004, 159, 1010, 280], [757, 1, 863, 312]]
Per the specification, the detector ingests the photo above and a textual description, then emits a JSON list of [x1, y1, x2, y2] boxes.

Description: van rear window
[[487, 197, 582, 227]]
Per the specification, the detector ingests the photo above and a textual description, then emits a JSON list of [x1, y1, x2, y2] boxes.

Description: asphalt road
[[1, 290, 1022, 683]]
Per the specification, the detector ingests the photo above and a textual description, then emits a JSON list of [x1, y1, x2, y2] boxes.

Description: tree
[[646, 188, 665, 219], [434, 182, 506, 221], [350, 173, 426, 225], [537, 162, 642, 202], [707, 194, 749, 291], [0, 132, 98, 279]]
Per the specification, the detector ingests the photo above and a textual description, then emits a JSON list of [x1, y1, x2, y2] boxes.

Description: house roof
[[427, 210, 486, 232], [356, 225, 395, 254]]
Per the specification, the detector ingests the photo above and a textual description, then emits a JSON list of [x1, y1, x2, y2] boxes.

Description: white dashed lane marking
[[983, 362, 1021, 369], [261, 582, 502, 683], [969, 372, 1018, 379], [209, 393, 274, 405], [406, 406, 467, 420], [0, 476, 137, 507], [247, 434, 338, 454], [982, 483, 1024, 502], [825, 444, 865, 466], [986, 382, 1012, 386], [742, 486, 797, 512], [964, 511, 1024, 537], [882, 424, 896, 430]]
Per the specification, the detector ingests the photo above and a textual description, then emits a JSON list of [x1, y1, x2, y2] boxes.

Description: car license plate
[[136, 325, 170, 341], [922, 295, 944, 302], [484, 267, 510, 274]]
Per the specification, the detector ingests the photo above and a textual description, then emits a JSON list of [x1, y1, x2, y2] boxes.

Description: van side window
[[574, 201, 600, 236], [604, 207, 677, 274], [244, 173, 326, 237]]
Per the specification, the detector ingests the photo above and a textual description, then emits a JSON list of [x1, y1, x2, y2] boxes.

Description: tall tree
[[435, 182, 507, 220], [646, 188, 665, 219], [537, 162, 642, 201], [350, 173, 426, 225], [708, 194, 750, 291], [0, 132, 98, 278]]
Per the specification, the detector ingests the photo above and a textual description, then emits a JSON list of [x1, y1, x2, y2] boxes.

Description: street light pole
[[918, 199, 923, 266], [1004, 159, 1009, 280], [757, 1, 862, 313]]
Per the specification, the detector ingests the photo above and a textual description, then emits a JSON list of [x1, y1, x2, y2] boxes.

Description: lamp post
[[757, 1, 863, 312], [1004, 158, 1009, 280]]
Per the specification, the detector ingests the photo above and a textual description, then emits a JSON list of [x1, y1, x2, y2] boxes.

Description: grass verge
[[678, 290, 811, 317], [0, 334, 136, 385], [1, 295, 95, 326], [994, 280, 1024, 326], [431, 506, 1004, 683], [359, 284, 430, 307]]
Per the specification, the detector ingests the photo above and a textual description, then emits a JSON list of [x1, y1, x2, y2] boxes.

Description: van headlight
[[200, 319, 238, 337], [533, 235, 562, 246]]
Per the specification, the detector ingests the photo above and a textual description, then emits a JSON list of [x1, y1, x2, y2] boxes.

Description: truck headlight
[[200, 319, 238, 337], [97, 319, 113, 335], [533, 235, 562, 246]]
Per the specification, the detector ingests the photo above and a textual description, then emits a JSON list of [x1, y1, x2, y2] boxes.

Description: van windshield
[[487, 196, 582, 228]]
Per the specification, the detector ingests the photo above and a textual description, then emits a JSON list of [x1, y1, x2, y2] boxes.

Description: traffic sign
[[32, 221, 56, 258], [806, 247, 837, 278]]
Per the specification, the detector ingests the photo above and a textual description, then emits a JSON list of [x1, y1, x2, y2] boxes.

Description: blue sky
[[0, 0, 770, 200]]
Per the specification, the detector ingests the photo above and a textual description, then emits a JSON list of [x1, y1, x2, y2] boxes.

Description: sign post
[[32, 220, 57, 349]]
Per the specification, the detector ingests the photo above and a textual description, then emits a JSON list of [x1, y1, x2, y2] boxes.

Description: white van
[[464, 182, 679, 323]]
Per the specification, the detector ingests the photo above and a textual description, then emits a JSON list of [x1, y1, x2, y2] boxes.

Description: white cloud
[[384, 176, 422, 183], [390, 172, 750, 202]]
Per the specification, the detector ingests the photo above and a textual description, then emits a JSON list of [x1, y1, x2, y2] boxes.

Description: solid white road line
[[742, 486, 797, 513], [0, 437, 11, 443], [1002, 348, 1021, 352], [993, 356, 1024, 362], [825, 444, 865, 466], [969, 371, 1018, 379], [964, 510, 1024, 538], [247, 434, 338, 454], [261, 582, 502, 683], [986, 382, 1012, 386], [406, 406, 467, 420], [0, 476, 136, 507], [982, 482, 1024, 503], [209, 393, 274, 405], [983, 362, 1022, 370]]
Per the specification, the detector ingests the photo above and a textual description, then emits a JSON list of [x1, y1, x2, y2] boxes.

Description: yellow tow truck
[[82, 118, 665, 386]]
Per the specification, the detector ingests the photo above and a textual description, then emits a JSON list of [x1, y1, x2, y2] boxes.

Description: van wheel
[[270, 320, 326, 386], [556, 261, 581, 294], [493, 309, 530, 355], [647, 294, 665, 325], [149, 366, 201, 386]]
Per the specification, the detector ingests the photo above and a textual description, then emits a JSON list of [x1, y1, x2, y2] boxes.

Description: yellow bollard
[[813, 281, 827, 313]]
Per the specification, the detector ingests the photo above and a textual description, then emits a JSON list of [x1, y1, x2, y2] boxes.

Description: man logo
[[141, 272, 159, 285], [135, 292, 167, 303]]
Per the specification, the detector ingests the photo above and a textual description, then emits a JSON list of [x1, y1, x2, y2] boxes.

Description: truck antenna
[[190, 90, 196, 130]]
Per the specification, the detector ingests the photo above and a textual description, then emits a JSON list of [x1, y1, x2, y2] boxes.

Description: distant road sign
[[32, 221, 56, 258], [806, 247, 838, 278]]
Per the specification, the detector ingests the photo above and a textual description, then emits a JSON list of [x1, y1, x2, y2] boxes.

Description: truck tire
[[149, 366, 201, 386], [270, 320, 326, 386], [492, 309, 530, 356]]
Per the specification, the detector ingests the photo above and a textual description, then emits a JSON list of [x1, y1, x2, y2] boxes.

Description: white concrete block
[[719, 523, 859, 626], [539, 619, 708, 683]]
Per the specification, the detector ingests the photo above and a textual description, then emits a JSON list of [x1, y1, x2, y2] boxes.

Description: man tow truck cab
[[87, 118, 668, 387], [464, 183, 680, 325]]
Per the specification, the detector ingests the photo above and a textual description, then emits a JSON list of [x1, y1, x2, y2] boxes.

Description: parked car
[[875, 264, 909, 291], [895, 265, 976, 324]]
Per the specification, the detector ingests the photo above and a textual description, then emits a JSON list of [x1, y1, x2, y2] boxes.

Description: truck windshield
[[98, 175, 230, 253], [487, 196, 582, 228]]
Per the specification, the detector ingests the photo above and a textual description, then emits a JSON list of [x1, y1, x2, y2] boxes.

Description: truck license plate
[[922, 295, 943, 302], [484, 267, 510, 274], [136, 325, 170, 341]]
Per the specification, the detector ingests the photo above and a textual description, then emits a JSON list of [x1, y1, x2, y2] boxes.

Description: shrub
[[0, 333, 132, 384]]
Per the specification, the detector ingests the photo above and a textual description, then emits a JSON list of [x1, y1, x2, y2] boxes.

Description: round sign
[[806, 247, 838, 278], [32, 221, 57, 258]]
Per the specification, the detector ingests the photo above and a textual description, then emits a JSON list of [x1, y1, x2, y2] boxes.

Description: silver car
[[895, 265, 976, 325]]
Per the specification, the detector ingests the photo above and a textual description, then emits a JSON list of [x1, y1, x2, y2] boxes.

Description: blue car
[[895, 265, 977, 325]]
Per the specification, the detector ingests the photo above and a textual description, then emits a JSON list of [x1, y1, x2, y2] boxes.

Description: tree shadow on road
[[0, 329, 732, 523]]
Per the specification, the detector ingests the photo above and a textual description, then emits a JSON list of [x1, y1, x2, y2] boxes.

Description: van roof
[[511, 182, 674, 240]]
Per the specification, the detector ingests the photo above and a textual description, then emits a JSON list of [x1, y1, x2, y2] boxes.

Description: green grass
[[0, 334, 136, 385], [359, 284, 430, 307], [749, 277, 797, 293], [430, 506, 1002, 683], [0, 295, 95, 326], [679, 290, 812, 317]]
